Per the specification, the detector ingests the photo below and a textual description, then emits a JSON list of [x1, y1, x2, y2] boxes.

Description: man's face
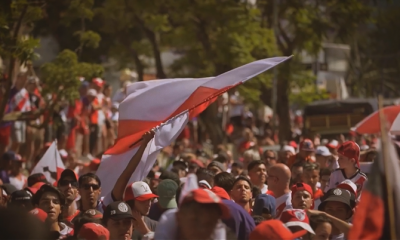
[[78, 178, 101, 207], [320, 175, 330, 191], [106, 218, 134, 240], [282, 151, 293, 163], [134, 199, 152, 216], [301, 169, 320, 188], [300, 150, 313, 158], [292, 190, 313, 210], [315, 155, 329, 167], [323, 201, 351, 221], [230, 180, 252, 204], [248, 164, 267, 186], [264, 151, 277, 167], [291, 166, 303, 183], [177, 203, 221, 240], [58, 176, 79, 203], [266, 170, 278, 190], [231, 166, 243, 177], [38, 192, 61, 222]]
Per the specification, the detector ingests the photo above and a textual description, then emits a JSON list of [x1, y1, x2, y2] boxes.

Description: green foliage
[[290, 85, 330, 108], [40, 49, 103, 101]]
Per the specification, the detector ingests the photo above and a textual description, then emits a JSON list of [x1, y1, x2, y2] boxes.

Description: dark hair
[[232, 162, 243, 169], [309, 214, 332, 230], [214, 152, 229, 164], [232, 176, 252, 189], [252, 215, 266, 226], [79, 173, 101, 187], [252, 186, 261, 200], [147, 171, 155, 179], [172, 165, 186, 173], [320, 168, 332, 177], [247, 160, 265, 172], [32, 184, 65, 222], [303, 162, 320, 171], [291, 161, 304, 170], [179, 200, 222, 217], [159, 171, 180, 186], [214, 172, 235, 193], [196, 168, 215, 187]]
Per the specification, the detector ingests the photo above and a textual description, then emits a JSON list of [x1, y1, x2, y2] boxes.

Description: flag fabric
[[97, 111, 189, 197], [107, 56, 291, 156], [178, 174, 199, 204], [31, 141, 65, 184], [348, 136, 400, 239]]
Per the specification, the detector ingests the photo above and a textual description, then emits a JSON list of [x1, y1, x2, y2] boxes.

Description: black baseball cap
[[103, 201, 134, 220], [27, 173, 49, 187], [10, 190, 32, 202], [59, 169, 78, 182], [318, 188, 354, 213]]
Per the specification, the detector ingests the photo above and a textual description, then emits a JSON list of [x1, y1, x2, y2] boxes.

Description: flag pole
[[377, 95, 397, 240]]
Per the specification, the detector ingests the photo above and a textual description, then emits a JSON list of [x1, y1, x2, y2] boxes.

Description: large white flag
[[97, 111, 189, 197], [31, 141, 65, 184]]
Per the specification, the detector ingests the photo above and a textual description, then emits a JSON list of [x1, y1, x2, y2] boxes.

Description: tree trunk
[[143, 28, 166, 79], [199, 102, 225, 147], [132, 50, 144, 82], [276, 64, 292, 145]]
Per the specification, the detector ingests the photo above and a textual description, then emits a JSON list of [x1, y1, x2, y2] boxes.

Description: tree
[[257, 0, 372, 143]]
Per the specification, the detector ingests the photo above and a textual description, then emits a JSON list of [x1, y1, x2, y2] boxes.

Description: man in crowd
[[267, 163, 292, 218], [287, 139, 315, 168], [102, 201, 135, 240], [230, 176, 253, 214], [57, 169, 80, 226], [247, 160, 268, 193], [78, 172, 105, 213]]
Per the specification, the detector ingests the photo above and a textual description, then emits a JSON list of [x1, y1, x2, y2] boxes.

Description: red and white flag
[[31, 141, 65, 184], [97, 111, 189, 196]]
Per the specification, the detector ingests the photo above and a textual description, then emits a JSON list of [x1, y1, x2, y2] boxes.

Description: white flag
[[31, 141, 65, 184]]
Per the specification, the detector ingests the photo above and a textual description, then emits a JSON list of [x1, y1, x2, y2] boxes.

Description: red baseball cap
[[29, 208, 47, 223], [25, 182, 46, 195], [249, 219, 308, 240], [92, 78, 105, 88], [280, 209, 315, 235], [291, 182, 313, 198], [82, 209, 103, 219], [210, 186, 230, 200], [300, 139, 314, 151], [124, 181, 158, 202], [337, 180, 357, 197], [337, 141, 360, 167], [78, 223, 110, 240], [181, 188, 230, 219]]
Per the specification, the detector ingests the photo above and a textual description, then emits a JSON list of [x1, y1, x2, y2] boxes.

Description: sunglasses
[[59, 180, 78, 188], [81, 184, 100, 190]]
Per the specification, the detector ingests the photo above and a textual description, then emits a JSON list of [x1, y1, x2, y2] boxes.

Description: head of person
[[207, 161, 226, 175], [87, 88, 97, 101], [176, 188, 230, 240], [291, 162, 304, 185], [77, 223, 110, 240], [214, 172, 235, 195], [159, 170, 180, 186], [280, 209, 315, 236], [92, 78, 104, 92], [171, 165, 187, 179], [230, 176, 252, 205], [9, 189, 33, 210], [124, 181, 158, 216], [196, 168, 215, 188], [315, 146, 332, 167], [157, 179, 178, 210], [57, 169, 79, 205], [230, 162, 244, 177], [103, 201, 134, 240], [263, 150, 277, 167], [26, 76, 39, 93], [306, 214, 333, 240], [280, 145, 295, 164], [15, 72, 27, 90], [267, 163, 291, 192], [32, 184, 65, 223], [214, 152, 230, 170], [299, 139, 315, 158], [5, 151, 23, 175], [301, 163, 320, 189], [249, 219, 308, 240], [291, 182, 314, 210], [326, 140, 339, 155], [318, 188, 354, 221], [78, 173, 102, 209], [319, 168, 331, 191], [337, 141, 360, 169], [247, 160, 267, 187], [103, 83, 112, 97], [252, 194, 276, 220], [27, 173, 48, 187]]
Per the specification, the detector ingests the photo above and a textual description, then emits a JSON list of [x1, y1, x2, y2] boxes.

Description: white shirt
[[9, 175, 27, 190], [260, 184, 268, 193], [325, 168, 368, 201], [275, 192, 292, 218]]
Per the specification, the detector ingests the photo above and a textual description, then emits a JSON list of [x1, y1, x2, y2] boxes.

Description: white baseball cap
[[87, 89, 97, 97], [326, 140, 339, 149], [337, 180, 357, 196], [315, 146, 331, 156], [282, 145, 295, 155], [124, 181, 158, 201]]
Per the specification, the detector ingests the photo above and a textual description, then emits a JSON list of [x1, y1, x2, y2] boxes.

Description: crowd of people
[[0, 71, 381, 239]]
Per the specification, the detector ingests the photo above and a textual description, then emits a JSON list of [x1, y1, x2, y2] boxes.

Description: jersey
[[275, 192, 292, 219], [325, 168, 367, 201], [313, 189, 324, 210]]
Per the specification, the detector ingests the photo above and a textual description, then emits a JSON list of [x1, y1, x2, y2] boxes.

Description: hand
[[142, 129, 155, 144], [306, 209, 325, 216]]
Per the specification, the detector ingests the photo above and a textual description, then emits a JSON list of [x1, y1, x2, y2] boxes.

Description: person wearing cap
[[247, 160, 268, 193], [78, 172, 106, 215], [291, 183, 314, 210], [207, 161, 226, 175], [262, 149, 278, 168], [252, 194, 276, 220], [102, 201, 135, 240], [58, 169, 80, 226], [301, 163, 324, 209], [32, 184, 74, 237], [154, 188, 231, 240], [27, 173, 49, 187], [315, 146, 332, 168], [267, 163, 293, 218], [287, 139, 316, 168], [148, 179, 178, 221], [249, 219, 308, 240], [77, 222, 110, 240], [326, 139, 339, 155], [307, 188, 354, 240], [230, 176, 253, 214], [325, 141, 368, 200], [9, 189, 33, 210], [280, 145, 296, 165], [102, 131, 158, 239], [7, 151, 26, 190], [280, 209, 316, 237]]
